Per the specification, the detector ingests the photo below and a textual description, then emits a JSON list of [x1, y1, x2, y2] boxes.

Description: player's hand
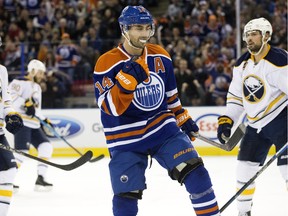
[[5, 112, 23, 134], [43, 118, 54, 129], [43, 118, 55, 129], [24, 98, 35, 117], [175, 108, 199, 141], [116, 58, 149, 93], [41, 118, 55, 136], [217, 115, 234, 144]]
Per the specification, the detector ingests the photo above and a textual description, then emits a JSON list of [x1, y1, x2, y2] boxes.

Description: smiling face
[[123, 23, 154, 54]]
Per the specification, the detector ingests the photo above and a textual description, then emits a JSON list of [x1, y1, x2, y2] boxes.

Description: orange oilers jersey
[[93, 43, 182, 152]]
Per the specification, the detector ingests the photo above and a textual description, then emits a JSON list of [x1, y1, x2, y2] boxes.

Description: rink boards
[[5, 107, 276, 157]]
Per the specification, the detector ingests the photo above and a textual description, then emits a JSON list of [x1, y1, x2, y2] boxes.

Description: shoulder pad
[[146, 43, 171, 59], [235, 52, 251, 67], [95, 48, 126, 73], [264, 47, 287, 67]]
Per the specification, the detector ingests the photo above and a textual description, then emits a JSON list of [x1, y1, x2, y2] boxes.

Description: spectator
[[75, 1, 88, 19], [98, 7, 122, 53], [174, 58, 193, 101], [42, 70, 68, 108], [7, 22, 21, 41], [87, 27, 102, 54], [19, 0, 42, 17], [16, 9, 30, 32], [212, 60, 231, 99], [75, 37, 98, 81], [32, 9, 49, 29], [3, 41, 21, 70], [74, 17, 88, 41], [55, 33, 80, 81], [65, 7, 78, 40]]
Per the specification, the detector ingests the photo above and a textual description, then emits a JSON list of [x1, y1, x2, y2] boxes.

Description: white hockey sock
[[278, 165, 288, 190], [0, 203, 9, 216], [37, 142, 53, 179], [236, 161, 259, 213], [0, 168, 17, 216]]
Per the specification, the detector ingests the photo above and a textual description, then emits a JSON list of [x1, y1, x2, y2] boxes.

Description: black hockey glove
[[116, 58, 149, 93], [5, 112, 23, 134], [24, 98, 36, 117], [43, 118, 54, 129], [175, 109, 199, 141], [217, 115, 234, 144]]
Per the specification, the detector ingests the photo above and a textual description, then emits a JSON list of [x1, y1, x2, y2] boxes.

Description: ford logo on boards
[[44, 116, 84, 139], [195, 113, 220, 140]]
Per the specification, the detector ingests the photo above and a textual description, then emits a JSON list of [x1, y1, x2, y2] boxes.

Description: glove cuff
[[175, 109, 191, 127], [25, 100, 34, 107], [7, 112, 21, 117], [116, 70, 138, 93], [218, 115, 234, 125]]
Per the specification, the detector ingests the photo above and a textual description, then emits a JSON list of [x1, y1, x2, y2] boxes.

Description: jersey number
[[95, 76, 113, 94]]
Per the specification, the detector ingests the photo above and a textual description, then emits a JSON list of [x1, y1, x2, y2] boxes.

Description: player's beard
[[130, 37, 148, 49], [247, 42, 262, 54]]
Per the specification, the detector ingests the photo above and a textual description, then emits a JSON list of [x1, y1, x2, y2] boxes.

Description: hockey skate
[[238, 211, 251, 216], [34, 175, 53, 192]]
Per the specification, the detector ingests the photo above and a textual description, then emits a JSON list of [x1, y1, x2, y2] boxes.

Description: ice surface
[[9, 156, 288, 216]]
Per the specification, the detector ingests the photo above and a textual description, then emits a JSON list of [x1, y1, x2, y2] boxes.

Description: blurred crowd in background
[[0, 0, 287, 108]]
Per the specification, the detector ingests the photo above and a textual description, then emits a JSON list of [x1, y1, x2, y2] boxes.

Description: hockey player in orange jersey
[[93, 5, 221, 216]]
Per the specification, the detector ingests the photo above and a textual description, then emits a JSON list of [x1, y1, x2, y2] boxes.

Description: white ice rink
[[8, 155, 288, 216]]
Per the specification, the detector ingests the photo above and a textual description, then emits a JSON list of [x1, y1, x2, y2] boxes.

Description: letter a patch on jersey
[[154, 57, 165, 73]]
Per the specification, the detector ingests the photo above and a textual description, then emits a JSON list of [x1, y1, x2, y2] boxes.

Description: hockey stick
[[220, 142, 288, 212], [192, 123, 246, 151], [0, 143, 93, 171], [37, 117, 104, 163]]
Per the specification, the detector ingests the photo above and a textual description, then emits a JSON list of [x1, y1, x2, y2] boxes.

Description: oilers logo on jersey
[[133, 72, 165, 111], [59, 47, 70, 59], [243, 75, 265, 103]]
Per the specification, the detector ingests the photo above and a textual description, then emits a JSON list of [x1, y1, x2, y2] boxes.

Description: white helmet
[[243, 17, 273, 42], [27, 59, 46, 76]]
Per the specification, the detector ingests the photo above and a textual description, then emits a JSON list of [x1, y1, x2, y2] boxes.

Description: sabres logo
[[132, 72, 165, 111], [243, 75, 265, 103]]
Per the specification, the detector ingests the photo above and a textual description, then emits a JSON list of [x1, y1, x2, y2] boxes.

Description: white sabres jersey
[[8, 76, 45, 129], [225, 46, 288, 130], [0, 65, 17, 135]]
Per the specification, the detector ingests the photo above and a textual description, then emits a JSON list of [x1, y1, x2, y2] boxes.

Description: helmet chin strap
[[247, 36, 266, 56], [122, 32, 144, 50]]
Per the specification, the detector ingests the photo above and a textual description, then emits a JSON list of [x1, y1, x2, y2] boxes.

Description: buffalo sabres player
[[0, 36, 23, 215], [217, 18, 288, 216], [8, 59, 54, 192], [93, 5, 221, 216]]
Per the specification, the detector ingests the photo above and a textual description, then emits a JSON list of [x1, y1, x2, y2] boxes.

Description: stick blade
[[60, 150, 93, 171], [89, 154, 105, 163], [224, 123, 246, 151]]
